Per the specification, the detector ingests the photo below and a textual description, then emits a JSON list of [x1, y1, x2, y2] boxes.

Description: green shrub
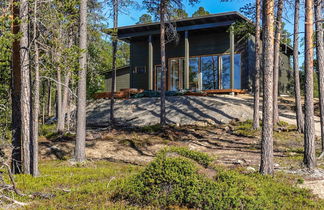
[[159, 146, 214, 167], [114, 147, 323, 209], [232, 120, 260, 137]]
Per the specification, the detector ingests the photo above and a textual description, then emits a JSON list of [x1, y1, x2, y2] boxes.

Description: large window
[[201, 56, 218, 90], [234, 54, 241, 89], [221, 55, 231, 89], [189, 58, 199, 91], [168, 53, 241, 91]]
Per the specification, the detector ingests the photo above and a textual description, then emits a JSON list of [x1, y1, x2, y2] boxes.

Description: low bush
[[114, 147, 323, 209]]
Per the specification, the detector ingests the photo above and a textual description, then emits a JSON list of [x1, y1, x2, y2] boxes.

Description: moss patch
[[114, 147, 324, 209]]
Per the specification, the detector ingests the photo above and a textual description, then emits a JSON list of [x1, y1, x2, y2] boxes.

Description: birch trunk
[[75, 0, 88, 162], [293, 0, 304, 133], [273, 0, 284, 125], [260, 0, 275, 175], [253, 0, 261, 129], [303, 0, 316, 169]]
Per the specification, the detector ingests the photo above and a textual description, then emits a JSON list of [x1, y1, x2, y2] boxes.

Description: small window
[[133, 66, 146, 74]]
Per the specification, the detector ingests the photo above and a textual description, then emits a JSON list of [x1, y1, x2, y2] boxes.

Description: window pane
[[201, 56, 218, 90], [189, 57, 199, 91], [170, 59, 179, 91], [155, 66, 162, 91], [234, 54, 241, 89], [221, 55, 231, 89]]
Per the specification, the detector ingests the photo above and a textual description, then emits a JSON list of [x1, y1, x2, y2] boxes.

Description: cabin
[[104, 11, 293, 95]]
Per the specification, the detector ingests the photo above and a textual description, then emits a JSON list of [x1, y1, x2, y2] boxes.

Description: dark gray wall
[[105, 67, 130, 91], [130, 29, 233, 90], [128, 29, 292, 93]]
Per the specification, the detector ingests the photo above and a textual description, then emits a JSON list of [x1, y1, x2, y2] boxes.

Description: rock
[[274, 163, 280, 168], [246, 166, 256, 172], [233, 159, 244, 165]]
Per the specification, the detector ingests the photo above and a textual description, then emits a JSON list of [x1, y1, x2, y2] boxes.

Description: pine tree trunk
[[272, 0, 284, 125], [315, 0, 324, 153], [75, 0, 88, 162], [260, 0, 275, 175], [11, 0, 22, 174], [293, 0, 304, 133], [303, 0, 316, 169], [20, 0, 31, 174], [160, 1, 166, 126], [110, 0, 118, 125], [253, 0, 261, 129], [31, 0, 39, 176]]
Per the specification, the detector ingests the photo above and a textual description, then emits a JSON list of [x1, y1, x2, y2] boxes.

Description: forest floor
[[3, 94, 324, 209], [36, 120, 324, 201]]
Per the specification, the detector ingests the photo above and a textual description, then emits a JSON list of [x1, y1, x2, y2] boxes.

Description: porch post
[[184, 30, 190, 90], [230, 25, 235, 91], [148, 35, 153, 90]]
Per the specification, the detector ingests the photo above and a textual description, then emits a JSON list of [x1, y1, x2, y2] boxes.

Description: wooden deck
[[93, 89, 247, 99]]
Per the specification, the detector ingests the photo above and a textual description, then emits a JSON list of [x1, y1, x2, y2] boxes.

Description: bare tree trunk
[[47, 79, 52, 117], [110, 0, 118, 125], [303, 0, 316, 169], [11, 0, 22, 174], [293, 0, 304, 133], [75, 0, 88, 162], [160, 1, 166, 126], [30, 0, 39, 177], [315, 0, 324, 154], [20, 0, 31, 174], [253, 0, 261, 129], [273, 0, 284, 125], [260, 0, 275, 175], [56, 50, 63, 132], [67, 92, 71, 131]]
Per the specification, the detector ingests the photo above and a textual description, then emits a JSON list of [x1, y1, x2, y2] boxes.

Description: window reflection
[[201, 56, 218, 90], [221, 55, 231, 89], [189, 58, 199, 91], [168, 54, 241, 91], [234, 54, 241, 89]]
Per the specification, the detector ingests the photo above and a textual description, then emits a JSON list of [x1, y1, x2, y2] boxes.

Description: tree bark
[[47, 79, 52, 117], [31, 0, 39, 176], [315, 0, 324, 153], [293, 0, 304, 133], [272, 0, 284, 125], [253, 0, 261, 129], [303, 0, 316, 169], [75, 0, 88, 162], [110, 0, 118, 125], [160, 1, 166, 126], [56, 49, 63, 132], [20, 0, 31, 174], [260, 0, 275, 175], [11, 0, 22, 174]]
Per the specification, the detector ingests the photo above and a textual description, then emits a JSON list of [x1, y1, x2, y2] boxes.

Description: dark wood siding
[[105, 67, 130, 91], [279, 52, 292, 94]]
